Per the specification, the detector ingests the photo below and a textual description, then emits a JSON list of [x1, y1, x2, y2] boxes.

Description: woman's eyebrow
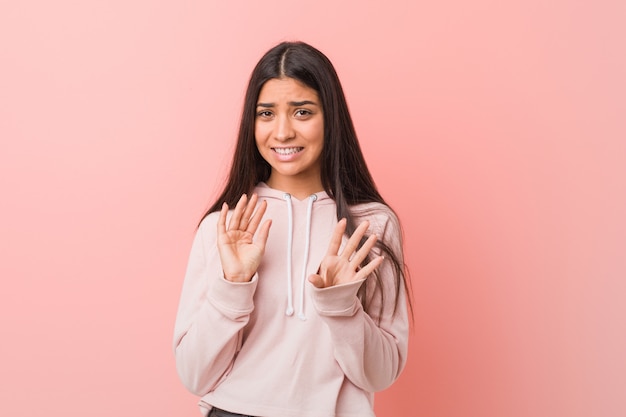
[[289, 100, 317, 106], [256, 100, 318, 107]]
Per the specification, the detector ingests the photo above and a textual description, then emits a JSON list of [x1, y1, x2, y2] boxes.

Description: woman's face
[[255, 77, 324, 196]]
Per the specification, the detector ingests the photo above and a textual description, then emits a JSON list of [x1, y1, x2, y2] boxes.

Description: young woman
[[173, 41, 411, 417]]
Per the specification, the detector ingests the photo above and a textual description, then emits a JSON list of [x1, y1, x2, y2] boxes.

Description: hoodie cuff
[[207, 273, 258, 319], [310, 278, 366, 317]]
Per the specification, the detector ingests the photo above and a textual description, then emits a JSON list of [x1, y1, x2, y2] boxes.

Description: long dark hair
[[202, 41, 412, 320]]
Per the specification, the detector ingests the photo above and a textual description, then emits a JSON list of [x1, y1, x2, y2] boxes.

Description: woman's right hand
[[217, 194, 272, 282]]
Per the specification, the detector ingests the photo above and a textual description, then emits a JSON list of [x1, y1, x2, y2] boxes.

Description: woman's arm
[[172, 216, 258, 395], [310, 208, 409, 392], [173, 195, 270, 395]]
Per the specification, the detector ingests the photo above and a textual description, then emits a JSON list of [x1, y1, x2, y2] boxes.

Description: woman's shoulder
[[350, 201, 396, 219], [350, 202, 401, 235], [197, 210, 221, 233]]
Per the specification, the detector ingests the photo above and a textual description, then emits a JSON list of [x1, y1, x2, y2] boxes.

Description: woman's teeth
[[273, 147, 302, 155]]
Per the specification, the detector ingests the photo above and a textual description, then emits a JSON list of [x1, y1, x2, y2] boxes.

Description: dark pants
[[209, 407, 256, 417]]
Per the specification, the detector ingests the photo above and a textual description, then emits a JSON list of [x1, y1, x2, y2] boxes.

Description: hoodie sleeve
[[172, 214, 258, 396], [310, 206, 410, 392]]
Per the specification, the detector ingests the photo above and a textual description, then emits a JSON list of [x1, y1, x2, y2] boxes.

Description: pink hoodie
[[173, 183, 409, 417]]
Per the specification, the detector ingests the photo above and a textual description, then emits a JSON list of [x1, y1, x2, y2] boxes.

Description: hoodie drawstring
[[299, 194, 317, 320], [283, 193, 295, 316], [283, 193, 317, 321]]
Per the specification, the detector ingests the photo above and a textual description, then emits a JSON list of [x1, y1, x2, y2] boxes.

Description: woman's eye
[[257, 110, 273, 118], [295, 109, 312, 117]]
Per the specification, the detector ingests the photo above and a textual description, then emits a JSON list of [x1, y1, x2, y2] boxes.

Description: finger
[[308, 273, 326, 289], [326, 218, 347, 257], [247, 199, 267, 234], [339, 220, 369, 259], [228, 194, 247, 230], [217, 202, 229, 236], [350, 233, 378, 269], [239, 193, 258, 230], [355, 255, 384, 280], [254, 218, 272, 249]]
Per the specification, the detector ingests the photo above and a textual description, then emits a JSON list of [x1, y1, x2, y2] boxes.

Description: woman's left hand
[[309, 218, 384, 288]]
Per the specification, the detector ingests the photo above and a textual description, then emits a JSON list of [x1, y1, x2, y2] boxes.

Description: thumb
[[308, 273, 326, 289]]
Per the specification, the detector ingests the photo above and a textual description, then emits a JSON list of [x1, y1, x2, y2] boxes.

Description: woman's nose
[[274, 116, 295, 141]]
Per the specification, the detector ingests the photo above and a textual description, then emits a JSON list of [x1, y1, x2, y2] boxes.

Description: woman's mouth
[[272, 147, 303, 155]]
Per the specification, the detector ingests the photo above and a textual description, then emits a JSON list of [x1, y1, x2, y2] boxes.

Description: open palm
[[309, 219, 383, 288], [217, 194, 272, 282]]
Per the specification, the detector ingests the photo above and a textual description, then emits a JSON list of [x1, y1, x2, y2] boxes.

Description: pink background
[[1, 1, 625, 416]]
